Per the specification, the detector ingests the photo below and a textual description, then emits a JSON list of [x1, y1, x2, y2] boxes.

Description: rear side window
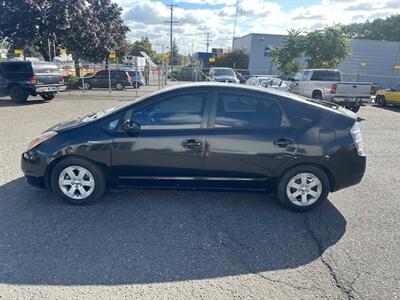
[[2, 63, 31, 73], [310, 71, 341, 81], [280, 98, 321, 128], [214, 93, 283, 128]]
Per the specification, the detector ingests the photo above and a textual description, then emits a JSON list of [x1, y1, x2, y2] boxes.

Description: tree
[[304, 26, 351, 69], [0, 0, 129, 76], [130, 37, 154, 58], [215, 49, 249, 69], [270, 26, 350, 76], [270, 29, 305, 77], [341, 15, 400, 42]]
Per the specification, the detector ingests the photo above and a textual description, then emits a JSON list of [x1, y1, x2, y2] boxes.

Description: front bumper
[[21, 151, 48, 189]]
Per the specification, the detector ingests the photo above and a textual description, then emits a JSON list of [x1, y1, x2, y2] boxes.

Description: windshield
[[213, 69, 234, 76]]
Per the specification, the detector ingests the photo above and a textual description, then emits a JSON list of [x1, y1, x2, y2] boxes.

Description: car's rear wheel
[[40, 92, 55, 101], [9, 86, 28, 103], [376, 95, 386, 106], [50, 157, 106, 205], [115, 82, 124, 90], [312, 91, 322, 100], [277, 165, 330, 212]]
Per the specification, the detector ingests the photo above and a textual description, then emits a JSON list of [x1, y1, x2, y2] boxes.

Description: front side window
[[96, 70, 108, 78], [131, 93, 206, 129], [214, 93, 283, 128]]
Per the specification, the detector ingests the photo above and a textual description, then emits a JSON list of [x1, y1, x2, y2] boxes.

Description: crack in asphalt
[[304, 212, 355, 300]]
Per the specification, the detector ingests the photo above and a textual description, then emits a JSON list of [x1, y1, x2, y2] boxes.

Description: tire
[[81, 82, 91, 90], [349, 105, 360, 113], [376, 95, 386, 106], [312, 91, 322, 100], [277, 165, 330, 212], [40, 92, 55, 101], [50, 157, 106, 205], [114, 82, 124, 90], [9, 86, 28, 103]]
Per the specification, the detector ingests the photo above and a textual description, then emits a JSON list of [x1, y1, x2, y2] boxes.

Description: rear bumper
[[35, 85, 66, 93], [331, 155, 366, 192]]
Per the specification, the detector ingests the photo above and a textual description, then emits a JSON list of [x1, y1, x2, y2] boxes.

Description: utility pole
[[205, 32, 210, 53], [232, 0, 239, 49], [164, 2, 178, 71]]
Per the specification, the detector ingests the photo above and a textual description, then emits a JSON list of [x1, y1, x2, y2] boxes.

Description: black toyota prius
[[21, 83, 366, 212]]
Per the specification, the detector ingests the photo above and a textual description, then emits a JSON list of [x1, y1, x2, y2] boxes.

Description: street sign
[[208, 57, 216, 63], [108, 52, 116, 60], [395, 64, 400, 70], [15, 49, 22, 55], [60, 48, 67, 55], [360, 62, 367, 67]]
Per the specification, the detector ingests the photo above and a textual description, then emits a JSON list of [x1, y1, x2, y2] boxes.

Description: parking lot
[[0, 88, 399, 299]]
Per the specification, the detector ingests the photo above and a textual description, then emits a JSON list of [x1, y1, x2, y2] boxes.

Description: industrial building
[[233, 33, 400, 88]]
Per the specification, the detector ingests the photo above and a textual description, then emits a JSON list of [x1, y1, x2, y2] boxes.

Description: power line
[[164, 1, 179, 71]]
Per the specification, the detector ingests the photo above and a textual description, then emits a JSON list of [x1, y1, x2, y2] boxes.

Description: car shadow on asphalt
[[371, 104, 400, 113], [0, 177, 346, 286], [0, 98, 47, 107]]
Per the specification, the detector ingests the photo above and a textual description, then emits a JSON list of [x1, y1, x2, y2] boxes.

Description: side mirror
[[122, 119, 140, 133]]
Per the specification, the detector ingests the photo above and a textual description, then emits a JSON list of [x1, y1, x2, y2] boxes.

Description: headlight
[[28, 131, 57, 150]]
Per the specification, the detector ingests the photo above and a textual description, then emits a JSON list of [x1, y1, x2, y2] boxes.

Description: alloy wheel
[[58, 166, 95, 200], [286, 172, 322, 206]]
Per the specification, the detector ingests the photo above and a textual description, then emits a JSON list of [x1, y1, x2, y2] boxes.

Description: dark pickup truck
[[0, 60, 66, 103]]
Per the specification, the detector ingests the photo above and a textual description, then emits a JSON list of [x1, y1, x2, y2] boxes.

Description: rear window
[[310, 71, 341, 81], [2, 62, 31, 73], [280, 98, 322, 128], [32, 64, 60, 74]]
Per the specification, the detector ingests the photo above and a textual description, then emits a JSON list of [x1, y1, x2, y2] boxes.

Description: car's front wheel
[[376, 95, 386, 106], [277, 165, 330, 212], [50, 157, 106, 205]]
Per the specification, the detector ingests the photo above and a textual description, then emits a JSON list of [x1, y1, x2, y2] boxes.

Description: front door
[[111, 91, 210, 187], [203, 91, 298, 189]]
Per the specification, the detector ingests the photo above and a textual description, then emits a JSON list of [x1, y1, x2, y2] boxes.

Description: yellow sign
[[15, 49, 22, 55], [395, 64, 400, 70], [59, 48, 67, 55], [208, 57, 216, 63], [108, 52, 116, 59]]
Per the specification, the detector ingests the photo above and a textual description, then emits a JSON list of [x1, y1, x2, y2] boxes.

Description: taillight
[[351, 122, 365, 156], [60, 76, 64, 84], [30, 75, 37, 85], [330, 83, 337, 94]]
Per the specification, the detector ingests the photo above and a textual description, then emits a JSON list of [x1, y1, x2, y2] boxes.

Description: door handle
[[182, 139, 203, 149], [273, 138, 295, 147]]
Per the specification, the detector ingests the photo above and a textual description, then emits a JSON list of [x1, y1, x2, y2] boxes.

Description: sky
[[114, 0, 400, 54]]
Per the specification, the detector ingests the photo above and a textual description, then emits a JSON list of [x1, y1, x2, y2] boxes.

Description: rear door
[[203, 90, 298, 189]]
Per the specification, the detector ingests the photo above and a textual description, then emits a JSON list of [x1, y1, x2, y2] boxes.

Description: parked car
[[123, 69, 145, 88], [264, 78, 289, 92], [288, 69, 372, 112], [246, 76, 273, 87], [0, 60, 65, 103], [21, 83, 366, 212], [375, 82, 400, 106], [79, 69, 132, 90], [209, 67, 239, 83]]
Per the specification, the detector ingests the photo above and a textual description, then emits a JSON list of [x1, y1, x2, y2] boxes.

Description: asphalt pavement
[[0, 88, 399, 299]]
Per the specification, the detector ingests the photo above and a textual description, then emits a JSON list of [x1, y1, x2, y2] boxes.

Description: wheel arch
[[44, 155, 114, 190], [276, 162, 335, 192], [312, 89, 322, 98]]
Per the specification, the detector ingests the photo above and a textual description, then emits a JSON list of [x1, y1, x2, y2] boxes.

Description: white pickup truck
[[288, 69, 372, 112]]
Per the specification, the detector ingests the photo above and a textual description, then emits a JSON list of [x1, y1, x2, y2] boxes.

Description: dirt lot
[[0, 88, 399, 299]]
